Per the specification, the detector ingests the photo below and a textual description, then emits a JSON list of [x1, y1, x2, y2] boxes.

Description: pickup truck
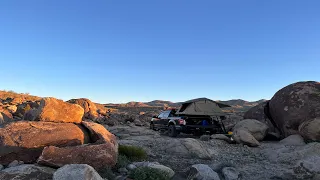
[[150, 109, 227, 137]]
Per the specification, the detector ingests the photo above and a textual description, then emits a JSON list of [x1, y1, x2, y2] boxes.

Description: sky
[[0, 1, 319, 103]]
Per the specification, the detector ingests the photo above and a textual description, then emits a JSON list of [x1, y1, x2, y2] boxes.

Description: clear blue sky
[[0, 1, 319, 103]]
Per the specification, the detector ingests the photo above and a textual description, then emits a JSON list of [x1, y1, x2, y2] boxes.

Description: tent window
[[179, 103, 191, 112]]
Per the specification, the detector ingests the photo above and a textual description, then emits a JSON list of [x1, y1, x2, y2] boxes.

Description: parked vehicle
[[150, 98, 230, 137]]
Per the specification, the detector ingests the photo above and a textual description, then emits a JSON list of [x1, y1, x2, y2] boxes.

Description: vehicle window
[[158, 112, 164, 118], [162, 111, 170, 118]]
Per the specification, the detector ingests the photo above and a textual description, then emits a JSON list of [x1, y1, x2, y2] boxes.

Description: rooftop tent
[[176, 98, 231, 116]]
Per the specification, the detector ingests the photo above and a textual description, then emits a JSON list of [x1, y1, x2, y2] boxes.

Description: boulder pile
[[0, 97, 118, 170], [239, 81, 320, 146]]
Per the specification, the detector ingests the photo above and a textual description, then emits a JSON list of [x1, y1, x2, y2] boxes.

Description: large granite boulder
[[38, 121, 118, 170], [298, 117, 320, 141], [0, 164, 55, 180], [0, 121, 89, 165], [232, 129, 260, 147], [269, 81, 320, 139], [33, 97, 84, 123], [233, 119, 268, 141], [67, 98, 99, 120]]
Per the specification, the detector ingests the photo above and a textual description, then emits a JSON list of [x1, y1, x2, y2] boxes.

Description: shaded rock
[[34, 97, 84, 123], [211, 134, 232, 143], [0, 121, 89, 165], [200, 135, 211, 141], [233, 119, 268, 141], [118, 167, 128, 175], [279, 134, 306, 146], [133, 119, 143, 126], [67, 98, 99, 120], [188, 164, 220, 180], [0, 164, 3, 171], [244, 101, 268, 121], [53, 164, 103, 180], [269, 81, 320, 139], [13, 104, 32, 118], [222, 167, 240, 180], [23, 109, 38, 121], [299, 117, 320, 141], [0, 164, 55, 180], [232, 129, 260, 147]]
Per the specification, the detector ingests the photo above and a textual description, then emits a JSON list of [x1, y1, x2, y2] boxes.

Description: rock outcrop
[[269, 81, 320, 140], [67, 98, 99, 120], [0, 121, 89, 165], [33, 97, 84, 123], [37, 121, 118, 170]]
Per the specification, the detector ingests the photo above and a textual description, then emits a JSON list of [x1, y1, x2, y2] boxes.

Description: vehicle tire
[[168, 125, 178, 137], [150, 123, 155, 130]]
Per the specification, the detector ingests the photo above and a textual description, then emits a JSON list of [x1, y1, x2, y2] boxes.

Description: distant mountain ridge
[[107, 99, 267, 112]]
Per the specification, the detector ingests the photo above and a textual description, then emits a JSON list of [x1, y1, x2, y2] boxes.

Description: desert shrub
[[98, 167, 116, 180], [129, 167, 170, 180], [118, 145, 147, 161], [115, 154, 130, 169]]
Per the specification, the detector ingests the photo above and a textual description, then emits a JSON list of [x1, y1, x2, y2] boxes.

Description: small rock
[[53, 164, 104, 180], [188, 164, 220, 180], [211, 134, 232, 143], [200, 135, 211, 141], [19, 161, 24, 165], [0, 164, 4, 171], [132, 162, 175, 178], [0, 164, 55, 180], [127, 164, 137, 171], [8, 160, 19, 168], [133, 119, 143, 126], [222, 167, 240, 180], [280, 134, 306, 146], [118, 167, 128, 175]]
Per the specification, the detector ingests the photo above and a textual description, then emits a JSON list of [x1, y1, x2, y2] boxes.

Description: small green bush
[[129, 167, 170, 180], [98, 167, 116, 180], [118, 145, 147, 161], [115, 154, 130, 169]]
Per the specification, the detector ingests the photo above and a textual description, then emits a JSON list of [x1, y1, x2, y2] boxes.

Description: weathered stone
[[6, 106, 17, 114], [0, 107, 13, 125], [0, 164, 4, 171], [200, 135, 211, 141], [233, 119, 269, 141], [118, 167, 128, 175], [164, 138, 213, 160], [299, 117, 320, 141], [34, 97, 84, 123], [38, 144, 118, 170], [0, 164, 55, 180], [279, 134, 306, 146], [188, 164, 220, 180], [269, 81, 320, 139], [222, 167, 240, 180], [67, 98, 99, 120], [232, 129, 260, 147], [38, 122, 118, 170], [0, 121, 89, 165], [127, 164, 137, 171], [133, 119, 143, 126], [53, 164, 104, 180]]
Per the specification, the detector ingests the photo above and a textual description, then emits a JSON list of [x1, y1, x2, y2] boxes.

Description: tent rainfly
[[176, 98, 231, 116]]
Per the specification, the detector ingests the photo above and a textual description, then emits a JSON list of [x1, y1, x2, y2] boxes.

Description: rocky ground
[[107, 125, 320, 180]]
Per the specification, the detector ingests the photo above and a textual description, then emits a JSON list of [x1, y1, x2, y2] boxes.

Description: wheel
[[150, 123, 155, 130], [168, 125, 178, 137]]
